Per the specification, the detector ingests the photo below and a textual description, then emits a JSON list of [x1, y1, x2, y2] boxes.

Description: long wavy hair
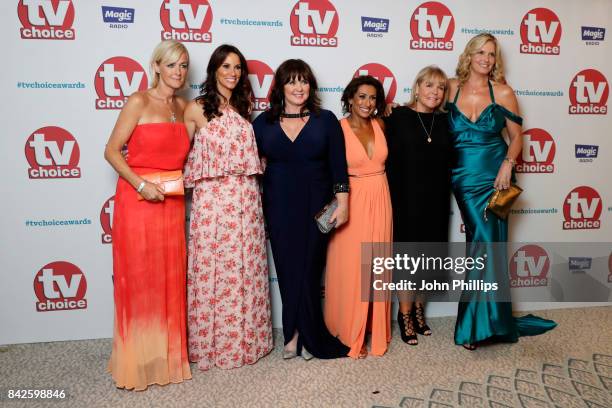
[[340, 75, 386, 117], [406, 65, 449, 113], [196, 44, 252, 120], [266, 59, 321, 123], [456, 33, 506, 86]]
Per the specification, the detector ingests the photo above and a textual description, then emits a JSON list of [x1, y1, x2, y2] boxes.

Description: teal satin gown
[[447, 82, 556, 345]]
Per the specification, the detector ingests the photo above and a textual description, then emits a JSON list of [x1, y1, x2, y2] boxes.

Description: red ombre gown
[[108, 123, 192, 391]]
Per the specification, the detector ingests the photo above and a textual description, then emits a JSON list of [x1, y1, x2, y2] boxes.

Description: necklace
[[149, 90, 176, 123], [280, 111, 310, 119], [416, 111, 435, 143]]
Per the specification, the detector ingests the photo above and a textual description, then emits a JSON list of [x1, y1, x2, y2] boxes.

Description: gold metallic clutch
[[484, 184, 523, 220]]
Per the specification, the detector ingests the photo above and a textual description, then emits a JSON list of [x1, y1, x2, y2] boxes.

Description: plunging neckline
[[345, 118, 376, 161], [280, 117, 310, 144], [452, 80, 497, 124]]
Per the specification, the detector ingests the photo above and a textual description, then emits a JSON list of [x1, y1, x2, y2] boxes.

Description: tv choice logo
[[25, 126, 81, 179], [562, 186, 602, 230], [575, 144, 598, 162], [100, 196, 115, 244], [34, 261, 87, 312], [18, 0, 75, 40], [582, 26, 605, 45], [95, 57, 148, 110], [102, 6, 134, 29], [290, 0, 339, 47], [509, 245, 550, 288], [160, 0, 212, 43], [519, 8, 561, 55], [361, 17, 389, 37], [247, 60, 275, 112], [568, 69, 609, 115], [353, 63, 397, 104], [409, 2, 454, 51], [568, 257, 592, 272], [515, 128, 555, 173]]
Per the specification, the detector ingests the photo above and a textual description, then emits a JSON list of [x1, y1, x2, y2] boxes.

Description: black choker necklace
[[280, 111, 310, 118]]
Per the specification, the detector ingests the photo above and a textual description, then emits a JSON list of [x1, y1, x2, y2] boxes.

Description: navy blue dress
[[253, 109, 350, 359]]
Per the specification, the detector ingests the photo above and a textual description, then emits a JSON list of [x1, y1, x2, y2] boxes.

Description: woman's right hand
[[383, 102, 399, 117], [139, 181, 165, 202]]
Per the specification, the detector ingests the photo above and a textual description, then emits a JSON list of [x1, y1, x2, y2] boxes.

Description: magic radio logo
[[562, 186, 602, 230], [160, 0, 213, 43], [509, 245, 550, 288], [409, 2, 454, 51], [25, 126, 81, 179], [34, 261, 87, 312], [353, 63, 397, 104], [247, 60, 274, 112], [95, 57, 148, 110], [100, 196, 115, 244], [568, 69, 609, 115], [519, 8, 561, 55], [515, 128, 555, 173], [18, 0, 75, 40], [290, 0, 339, 47]]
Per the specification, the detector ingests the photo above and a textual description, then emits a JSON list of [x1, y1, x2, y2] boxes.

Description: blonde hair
[[149, 40, 189, 88], [456, 33, 505, 86], [407, 65, 449, 113]]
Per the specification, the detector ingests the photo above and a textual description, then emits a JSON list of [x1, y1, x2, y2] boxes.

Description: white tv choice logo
[[563, 186, 602, 230], [569, 69, 609, 115], [290, 0, 339, 47], [515, 128, 555, 173], [409, 1, 454, 51], [509, 245, 550, 288], [353, 63, 397, 104], [18, 0, 75, 40], [247, 60, 275, 112], [519, 7, 561, 55], [33, 261, 87, 312], [160, 0, 212, 43], [100, 196, 115, 244], [94, 57, 148, 110], [25, 126, 80, 179]]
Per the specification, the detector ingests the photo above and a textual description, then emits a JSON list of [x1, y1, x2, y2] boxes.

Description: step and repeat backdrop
[[2, 0, 611, 344]]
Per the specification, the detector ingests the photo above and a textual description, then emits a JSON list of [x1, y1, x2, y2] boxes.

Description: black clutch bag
[[314, 198, 338, 233]]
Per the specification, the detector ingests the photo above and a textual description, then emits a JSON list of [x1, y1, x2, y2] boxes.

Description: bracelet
[[504, 157, 516, 167], [333, 182, 350, 194], [136, 181, 146, 193]]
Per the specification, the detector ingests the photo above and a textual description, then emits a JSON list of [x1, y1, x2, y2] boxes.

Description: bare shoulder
[[175, 95, 189, 110], [184, 99, 202, 115], [374, 117, 385, 132], [448, 78, 459, 99], [184, 98, 207, 126], [492, 82, 518, 107], [126, 91, 148, 108]]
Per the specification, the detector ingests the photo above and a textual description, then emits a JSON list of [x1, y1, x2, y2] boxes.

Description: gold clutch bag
[[484, 184, 523, 220]]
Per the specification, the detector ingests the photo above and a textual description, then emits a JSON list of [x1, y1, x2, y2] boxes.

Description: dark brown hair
[[341, 75, 386, 117], [266, 59, 320, 122]]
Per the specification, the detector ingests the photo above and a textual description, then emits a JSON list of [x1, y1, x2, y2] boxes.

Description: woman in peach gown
[[324, 76, 392, 358]]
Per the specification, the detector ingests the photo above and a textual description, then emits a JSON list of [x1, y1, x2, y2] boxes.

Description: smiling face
[[349, 84, 378, 119], [283, 76, 310, 110], [156, 52, 189, 90], [414, 75, 446, 112], [215, 52, 241, 95], [470, 40, 496, 76]]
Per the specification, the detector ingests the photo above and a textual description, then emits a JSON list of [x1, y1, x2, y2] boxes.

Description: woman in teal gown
[[447, 33, 556, 349]]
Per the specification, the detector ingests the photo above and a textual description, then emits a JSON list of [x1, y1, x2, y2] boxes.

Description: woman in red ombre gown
[[104, 40, 192, 391]]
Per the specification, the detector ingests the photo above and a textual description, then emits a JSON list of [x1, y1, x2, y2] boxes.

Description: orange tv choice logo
[[160, 0, 212, 43], [94, 57, 148, 110], [516, 128, 555, 173], [519, 8, 561, 55], [100, 196, 115, 244], [409, 2, 454, 51], [34, 261, 87, 312], [18, 0, 75, 40], [353, 63, 397, 104], [563, 186, 602, 230], [247, 60, 274, 112], [509, 245, 550, 288], [25, 126, 80, 179], [569, 69, 609, 115], [290, 0, 339, 47]]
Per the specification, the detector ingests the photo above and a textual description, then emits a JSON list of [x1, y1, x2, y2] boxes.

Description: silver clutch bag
[[314, 198, 338, 233]]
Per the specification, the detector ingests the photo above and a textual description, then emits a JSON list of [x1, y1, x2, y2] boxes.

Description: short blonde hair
[[456, 33, 505, 86], [149, 40, 189, 88], [407, 65, 449, 113]]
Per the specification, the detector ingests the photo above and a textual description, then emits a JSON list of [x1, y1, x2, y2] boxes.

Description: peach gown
[[324, 118, 392, 358]]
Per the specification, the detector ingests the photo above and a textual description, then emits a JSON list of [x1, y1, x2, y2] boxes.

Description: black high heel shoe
[[397, 310, 418, 345], [414, 303, 432, 336]]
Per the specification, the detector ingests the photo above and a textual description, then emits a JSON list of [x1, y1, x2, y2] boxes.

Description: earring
[[349, 103, 353, 111], [415, 94, 419, 100]]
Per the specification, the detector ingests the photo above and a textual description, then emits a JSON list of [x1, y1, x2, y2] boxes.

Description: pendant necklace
[[416, 111, 435, 143]]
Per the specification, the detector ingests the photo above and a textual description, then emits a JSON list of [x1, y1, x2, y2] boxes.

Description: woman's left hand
[[330, 192, 349, 228], [494, 161, 513, 190]]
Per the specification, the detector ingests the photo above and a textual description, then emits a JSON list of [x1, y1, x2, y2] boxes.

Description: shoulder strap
[[453, 86, 460, 103], [488, 81, 495, 103]]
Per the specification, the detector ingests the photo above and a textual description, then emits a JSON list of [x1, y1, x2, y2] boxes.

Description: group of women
[[104, 33, 556, 391]]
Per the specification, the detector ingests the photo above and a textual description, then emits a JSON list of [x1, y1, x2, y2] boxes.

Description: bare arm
[[184, 99, 207, 142], [494, 84, 523, 190]]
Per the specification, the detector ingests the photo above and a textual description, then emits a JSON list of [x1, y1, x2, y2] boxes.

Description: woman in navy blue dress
[[253, 59, 350, 360]]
